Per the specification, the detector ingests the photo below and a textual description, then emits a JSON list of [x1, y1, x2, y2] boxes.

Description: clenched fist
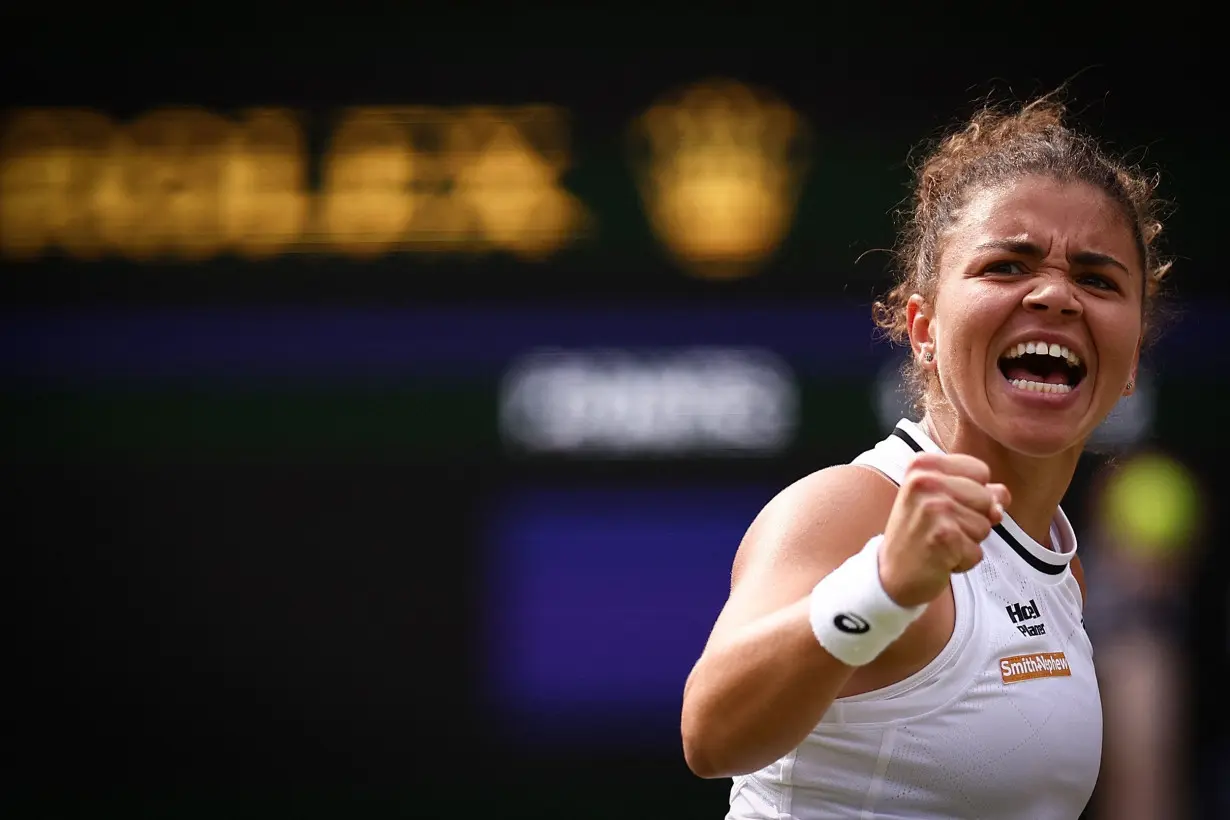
[[878, 452, 1012, 608]]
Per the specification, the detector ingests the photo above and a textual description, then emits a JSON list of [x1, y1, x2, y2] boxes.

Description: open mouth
[[997, 340, 1087, 395]]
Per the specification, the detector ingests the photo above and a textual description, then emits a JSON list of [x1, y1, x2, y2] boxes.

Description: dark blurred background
[[2, 11, 1226, 818]]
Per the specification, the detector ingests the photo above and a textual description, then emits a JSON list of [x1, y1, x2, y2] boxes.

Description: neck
[[919, 409, 1081, 548]]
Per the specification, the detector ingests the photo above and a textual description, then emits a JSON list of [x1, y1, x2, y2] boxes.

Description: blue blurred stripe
[[0, 305, 885, 383], [0, 303, 1205, 384]]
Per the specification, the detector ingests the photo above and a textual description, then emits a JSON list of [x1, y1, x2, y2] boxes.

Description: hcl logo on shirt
[[1005, 599, 1041, 624], [1006, 599, 1047, 636]]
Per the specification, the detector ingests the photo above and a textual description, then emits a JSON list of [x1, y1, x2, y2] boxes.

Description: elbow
[[681, 701, 742, 780], [682, 725, 726, 779], [681, 660, 773, 779]]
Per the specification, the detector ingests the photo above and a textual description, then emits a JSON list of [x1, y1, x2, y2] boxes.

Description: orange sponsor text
[[999, 652, 1071, 684]]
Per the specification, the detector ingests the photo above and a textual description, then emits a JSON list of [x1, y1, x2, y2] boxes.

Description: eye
[[984, 260, 1027, 276], [1077, 273, 1119, 292]]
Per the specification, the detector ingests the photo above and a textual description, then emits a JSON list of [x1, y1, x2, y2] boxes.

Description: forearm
[[681, 596, 856, 779]]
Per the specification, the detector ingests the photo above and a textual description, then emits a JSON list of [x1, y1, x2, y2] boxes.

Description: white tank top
[[728, 419, 1102, 820]]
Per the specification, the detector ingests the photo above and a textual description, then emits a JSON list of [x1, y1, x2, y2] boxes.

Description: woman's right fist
[[877, 452, 1012, 608]]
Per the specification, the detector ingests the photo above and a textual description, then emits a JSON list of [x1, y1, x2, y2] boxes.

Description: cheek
[[934, 292, 996, 358], [1106, 343, 1139, 376], [935, 314, 986, 388], [1092, 315, 1142, 376]]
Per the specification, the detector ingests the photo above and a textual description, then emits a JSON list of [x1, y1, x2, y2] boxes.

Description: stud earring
[[924, 352, 934, 362], [1125, 379, 1134, 393]]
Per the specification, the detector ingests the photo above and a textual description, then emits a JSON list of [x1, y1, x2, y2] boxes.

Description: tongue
[[1005, 365, 1068, 385]]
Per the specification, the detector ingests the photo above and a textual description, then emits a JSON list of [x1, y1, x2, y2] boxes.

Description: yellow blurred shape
[[450, 109, 583, 260], [0, 105, 584, 262], [1101, 453, 1201, 557], [0, 109, 70, 259], [630, 79, 809, 280], [1, 107, 240, 261], [117, 108, 234, 261], [223, 109, 309, 260], [319, 109, 418, 257]]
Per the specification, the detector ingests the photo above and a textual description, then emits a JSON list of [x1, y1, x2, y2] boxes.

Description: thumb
[[989, 483, 1012, 513]]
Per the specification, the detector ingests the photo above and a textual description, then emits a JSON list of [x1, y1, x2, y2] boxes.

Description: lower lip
[[997, 371, 1083, 409]]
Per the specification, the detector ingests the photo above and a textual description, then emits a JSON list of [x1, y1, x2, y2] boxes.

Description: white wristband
[[808, 535, 926, 667]]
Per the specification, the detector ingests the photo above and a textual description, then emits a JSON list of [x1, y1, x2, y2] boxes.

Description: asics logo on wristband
[[833, 613, 871, 634]]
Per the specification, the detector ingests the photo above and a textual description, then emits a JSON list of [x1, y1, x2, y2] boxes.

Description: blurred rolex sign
[[629, 79, 810, 280], [0, 106, 587, 261]]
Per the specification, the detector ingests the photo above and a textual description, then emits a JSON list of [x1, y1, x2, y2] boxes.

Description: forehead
[[946, 176, 1139, 263]]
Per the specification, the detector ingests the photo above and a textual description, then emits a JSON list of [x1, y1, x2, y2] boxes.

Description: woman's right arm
[[681, 451, 1007, 779], [680, 464, 899, 779]]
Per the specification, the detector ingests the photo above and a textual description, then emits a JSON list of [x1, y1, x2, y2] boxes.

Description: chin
[[984, 373, 1093, 456], [989, 417, 1085, 458]]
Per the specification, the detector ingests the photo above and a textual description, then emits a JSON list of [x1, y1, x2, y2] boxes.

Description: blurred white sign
[[499, 347, 799, 456]]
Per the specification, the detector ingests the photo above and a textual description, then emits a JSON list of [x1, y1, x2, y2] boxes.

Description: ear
[[906, 294, 935, 362]]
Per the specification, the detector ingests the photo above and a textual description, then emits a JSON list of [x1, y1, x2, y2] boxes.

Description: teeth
[[1001, 339, 1082, 368], [1009, 378, 1073, 394]]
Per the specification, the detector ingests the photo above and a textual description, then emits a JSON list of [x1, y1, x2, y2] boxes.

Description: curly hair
[[872, 94, 1172, 411]]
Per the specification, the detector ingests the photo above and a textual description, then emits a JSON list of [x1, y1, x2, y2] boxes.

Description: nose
[[1021, 275, 1082, 317]]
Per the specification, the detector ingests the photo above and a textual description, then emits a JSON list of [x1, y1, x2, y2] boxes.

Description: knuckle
[[906, 471, 939, 495], [919, 495, 951, 517], [971, 487, 994, 512], [969, 460, 991, 482], [931, 521, 958, 543]]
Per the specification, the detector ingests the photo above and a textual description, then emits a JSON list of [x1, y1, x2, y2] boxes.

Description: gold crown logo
[[629, 79, 809, 280]]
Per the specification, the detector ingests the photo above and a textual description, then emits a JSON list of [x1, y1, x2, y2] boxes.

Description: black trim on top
[[993, 525, 1066, 575], [892, 427, 923, 453], [889, 425, 1067, 577]]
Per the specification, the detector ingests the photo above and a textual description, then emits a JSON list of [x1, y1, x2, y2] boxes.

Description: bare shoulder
[[706, 464, 900, 647], [731, 464, 900, 583]]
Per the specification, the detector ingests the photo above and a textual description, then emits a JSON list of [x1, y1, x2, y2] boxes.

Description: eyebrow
[[973, 239, 1130, 274]]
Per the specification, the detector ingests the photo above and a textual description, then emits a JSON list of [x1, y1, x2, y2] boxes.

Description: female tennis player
[[681, 94, 1171, 819]]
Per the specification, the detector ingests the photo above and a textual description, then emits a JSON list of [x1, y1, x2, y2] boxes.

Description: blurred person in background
[[1080, 453, 1201, 820], [681, 93, 1173, 819]]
